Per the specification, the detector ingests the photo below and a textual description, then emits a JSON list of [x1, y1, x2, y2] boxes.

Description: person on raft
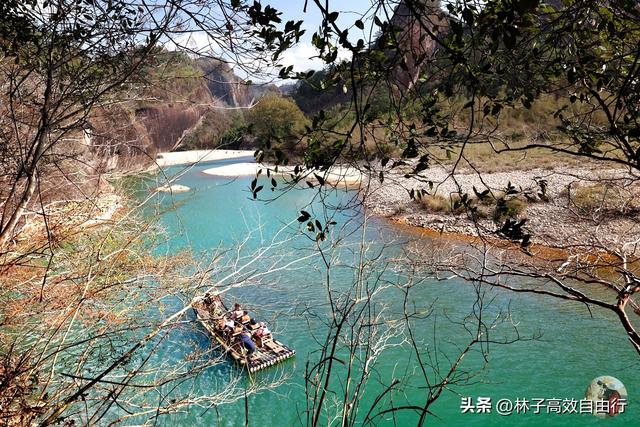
[[253, 322, 270, 338], [231, 303, 243, 320], [240, 332, 256, 355]]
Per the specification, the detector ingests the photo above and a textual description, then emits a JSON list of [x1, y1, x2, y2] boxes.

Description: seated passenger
[[231, 303, 243, 320], [216, 318, 233, 338], [224, 318, 235, 329], [240, 310, 251, 324], [233, 323, 244, 335], [211, 299, 223, 317], [216, 318, 226, 331], [253, 322, 270, 338]]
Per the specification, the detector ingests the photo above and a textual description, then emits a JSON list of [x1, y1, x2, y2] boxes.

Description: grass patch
[[416, 194, 454, 212], [415, 192, 527, 222], [563, 183, 639, 216], [440, 140, 585, 173]]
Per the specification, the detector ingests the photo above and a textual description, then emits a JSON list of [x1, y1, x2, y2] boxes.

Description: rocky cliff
[[85, 53, 275, 172], [387, 0, 448, 89]]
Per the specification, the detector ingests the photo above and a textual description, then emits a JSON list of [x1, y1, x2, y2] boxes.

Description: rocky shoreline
[[363, 164, 640, 254]]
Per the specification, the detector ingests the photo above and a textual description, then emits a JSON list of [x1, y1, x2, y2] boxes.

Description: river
[[134, 158, 638, 426]]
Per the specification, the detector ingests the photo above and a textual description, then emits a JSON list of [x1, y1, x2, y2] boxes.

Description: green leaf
[[297, 210, 311, 222], [461, 8, 474, 26], [355, 19, 364, 30], [514, 0, 540, 13]]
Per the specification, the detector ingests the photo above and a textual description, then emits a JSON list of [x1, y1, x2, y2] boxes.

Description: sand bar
[[155, 184, 191, 194], [202, 162, 363, 187], [155, 150, 255, 167]]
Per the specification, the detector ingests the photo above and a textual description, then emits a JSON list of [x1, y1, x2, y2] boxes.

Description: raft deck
[[193, 296, 295, 373]]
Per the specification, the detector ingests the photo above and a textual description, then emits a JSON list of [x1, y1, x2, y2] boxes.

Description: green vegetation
[[246, 94, 309, 151], [415, 191, 528, 223], [564, 183, 640, 216], [179, 110, 235, 150], [493, 196, 527, 222]]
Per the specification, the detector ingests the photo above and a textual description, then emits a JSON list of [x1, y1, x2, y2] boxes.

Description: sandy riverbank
[[202, 162, 363, 187], [155, 149, 255, 167]]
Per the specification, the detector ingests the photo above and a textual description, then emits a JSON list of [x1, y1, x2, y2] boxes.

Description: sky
[[267, 0, 378, 74], [170, 0, 385, 83]]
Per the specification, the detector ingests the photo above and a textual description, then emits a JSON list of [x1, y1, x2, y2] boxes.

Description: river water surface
[[140, 158, 638, 426]]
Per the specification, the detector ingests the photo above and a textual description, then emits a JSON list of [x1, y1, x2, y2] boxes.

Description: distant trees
[[246, 94, 309, 151]]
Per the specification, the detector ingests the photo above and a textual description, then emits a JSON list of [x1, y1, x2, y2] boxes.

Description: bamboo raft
[[192, 294, 296, 373]]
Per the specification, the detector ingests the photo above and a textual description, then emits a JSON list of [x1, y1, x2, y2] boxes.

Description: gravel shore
[[363, 164, 640, 251]]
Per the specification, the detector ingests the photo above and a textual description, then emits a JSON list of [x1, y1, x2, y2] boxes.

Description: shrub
[[415, 193, 469, 214], [417, 194, 452, 212], [415, 191, 527, 222], [493, 196, 527, 222], [566, 183, 638, 215]]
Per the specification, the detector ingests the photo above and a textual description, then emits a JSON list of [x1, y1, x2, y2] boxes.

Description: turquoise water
[[135, 159, 638, 426]]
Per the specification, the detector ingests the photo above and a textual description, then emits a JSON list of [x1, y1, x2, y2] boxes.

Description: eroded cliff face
[[386, 0, 568, 89], [84, 55, 261, 172], [290, 0, 448, 114], [3, 60, 249, 239], [388, 0, 448, 89], [197, 58, 253, 107]]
